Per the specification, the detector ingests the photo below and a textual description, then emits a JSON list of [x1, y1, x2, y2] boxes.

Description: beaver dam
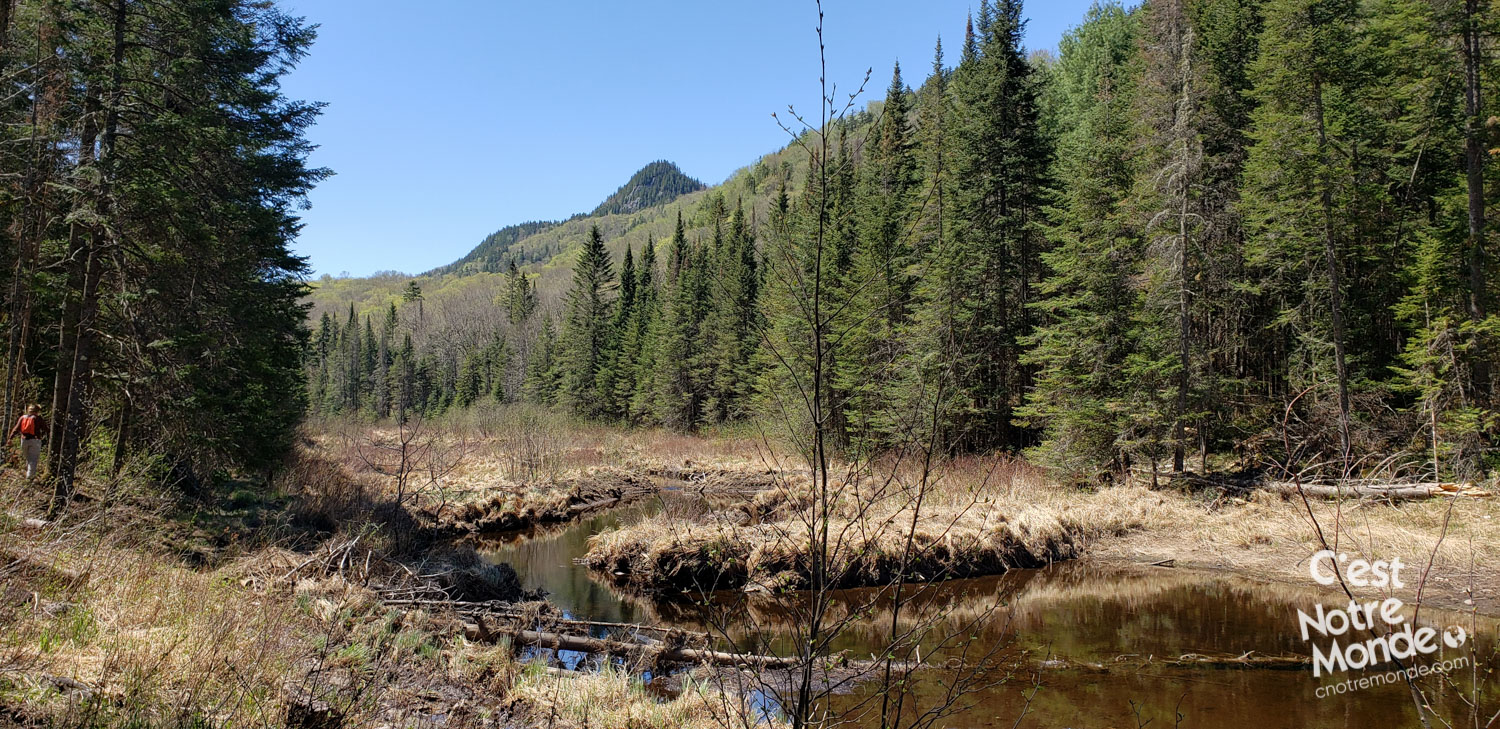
[[467, 491, 1499, 729]]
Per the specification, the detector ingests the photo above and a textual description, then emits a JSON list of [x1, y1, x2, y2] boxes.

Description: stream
[[478, 493, 1498, 728]]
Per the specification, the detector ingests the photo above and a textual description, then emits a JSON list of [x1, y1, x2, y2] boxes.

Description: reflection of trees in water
[[474, 503, 662, 626], [474, 507, 1500, 729], [633, 562, 1500, 664]]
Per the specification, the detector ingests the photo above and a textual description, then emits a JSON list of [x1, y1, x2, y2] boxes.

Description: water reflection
[[477, 499, 1500, 728]]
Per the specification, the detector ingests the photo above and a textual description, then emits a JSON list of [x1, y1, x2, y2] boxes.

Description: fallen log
[[1159, 472, 1491, 501], [464, 623, 920, 673], [1044, 652, 1313, 673], [465, 624, 799, 669], [1163, 652, 1312, 670], [1259, 481, 1490, 501], [568, 497, 621, 514], [381, 598, 707, 640]]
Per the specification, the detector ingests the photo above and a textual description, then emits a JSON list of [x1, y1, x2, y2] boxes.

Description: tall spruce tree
[[1241, 0, 1396, 461], [839, 63, 919, 448], [917, 0, 1051, 449], [652, 212, 707, 428], [624, 237, 661, 423], [1019, 1, 1141, 474], [558, 225, 616, 416]]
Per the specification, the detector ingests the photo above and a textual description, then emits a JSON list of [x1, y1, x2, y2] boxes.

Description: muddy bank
[[425, 469, 658, 535], [424, 462, 806, 538], [581, 507, 1120, 593]]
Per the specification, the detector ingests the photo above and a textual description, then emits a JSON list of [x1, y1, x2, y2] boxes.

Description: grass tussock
[[586, 451, 1500, 608], [512, 663, 780, 729], [309, 407, 782, 536], [585, 456, 1153, 592]]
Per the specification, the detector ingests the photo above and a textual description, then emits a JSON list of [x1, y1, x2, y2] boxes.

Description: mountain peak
[[591, 161, 706, 217]]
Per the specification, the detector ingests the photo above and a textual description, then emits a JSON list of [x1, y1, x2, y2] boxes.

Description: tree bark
[[47, 224, 87, 475], [50, 1, 123, 509], [1463, 0, 1490, 403], [1313, 74, 1353, 464], [51, 245, 101, 510], [111, 398, 130, 476]]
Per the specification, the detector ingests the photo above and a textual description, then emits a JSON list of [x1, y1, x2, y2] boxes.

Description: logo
[[1296, 550, 1468, 689]]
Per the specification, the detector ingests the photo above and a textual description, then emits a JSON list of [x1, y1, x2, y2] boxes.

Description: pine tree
[[624, 236, 661, 423], [503, 259, 539, 401], [345, 304, 361, 413], [917, 0, 1051, 449], [557, 225, 617, 416], [1384, 0, 1499, 475], [594, 244, 636, 418], [1241, 0, 1398, 461], [652, 212, 707, 428], [361, 316, 377, 413], [395, 333, 416, 423], [702, 200, 760, 423], [1127, 0, 1214, 474], [1019, 1, 1141, 474], [840, 62, 919, 448], [757, 136, 860, 447], [525, 314, 562, 406], [456, 349, 484, 408]]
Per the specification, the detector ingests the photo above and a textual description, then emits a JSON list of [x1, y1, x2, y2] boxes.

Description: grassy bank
[[582, 451, 1500, 612], [0, 426, 769, 729], [308, 405, 782, 537], [584, 457, 1153, 593]]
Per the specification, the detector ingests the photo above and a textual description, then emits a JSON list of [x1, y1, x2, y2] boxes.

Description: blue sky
[[279, 1, 1103, 277]]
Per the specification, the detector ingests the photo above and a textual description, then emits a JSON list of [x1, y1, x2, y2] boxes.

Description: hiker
[[8, 405, 45, 480]]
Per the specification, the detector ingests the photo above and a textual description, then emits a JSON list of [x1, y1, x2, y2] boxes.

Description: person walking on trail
[[8, 405, 45, 480]]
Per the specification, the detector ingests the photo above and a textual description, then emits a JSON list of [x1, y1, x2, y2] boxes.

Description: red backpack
[[18, 415, 39, 438]]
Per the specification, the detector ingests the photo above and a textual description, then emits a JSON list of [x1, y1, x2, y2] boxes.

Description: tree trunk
[[51, 244, 101, 510], [1313, 74, 1353, 463], [47, 224, 86, 475], [1463, 0, 1490, 403], [111, 398, 130, 476], [50, 1, 122, 510]]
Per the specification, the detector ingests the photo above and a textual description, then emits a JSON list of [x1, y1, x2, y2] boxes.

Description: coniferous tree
[[456, 349, 484, 408], [918, 0, 1051, 449], [503, 259, 539, 401], [652, 212, 707, 428], [1019, 1, 1141, 474], [840, 63, 919, 448], [557, 225, 617, 416], [624, 236, 661, 423], [594, 245, 636, 418], [525, 313, 562, 406], [1125, 0, 1213, 474], [703, 200, 761, 423], [1241, 0, 1397, 461]]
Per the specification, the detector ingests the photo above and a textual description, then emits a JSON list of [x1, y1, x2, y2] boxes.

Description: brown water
[[478, 495, 1499, 728]]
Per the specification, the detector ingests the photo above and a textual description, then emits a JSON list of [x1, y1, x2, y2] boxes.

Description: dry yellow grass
[[512, 663, 781, 729], [0, 448, 775, 729], [584, 456, 1149, 592], [584, 451, 1500, 613], [308, 408, 780, 534], [0, 505, 321, 726]]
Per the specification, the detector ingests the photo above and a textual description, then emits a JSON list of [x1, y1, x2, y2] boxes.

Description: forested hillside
[[307, 0, 1499, 481], [428, 220, 562, 276], [0, 0, 324, 502], [591, 161, 707, 216]]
